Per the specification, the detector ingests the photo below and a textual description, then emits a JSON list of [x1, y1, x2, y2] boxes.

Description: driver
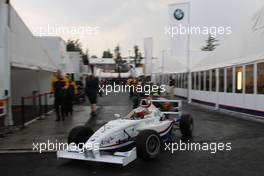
[[133, 99, 152, 119]]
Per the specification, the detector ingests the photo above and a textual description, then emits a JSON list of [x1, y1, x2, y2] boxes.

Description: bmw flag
[[169, 2, 190, 61]]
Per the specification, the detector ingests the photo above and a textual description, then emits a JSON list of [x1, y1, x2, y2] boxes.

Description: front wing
[[57, 147, 137, 166]]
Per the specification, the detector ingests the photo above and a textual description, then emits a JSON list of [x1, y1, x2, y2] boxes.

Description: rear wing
[[150, 99, 182, 115]]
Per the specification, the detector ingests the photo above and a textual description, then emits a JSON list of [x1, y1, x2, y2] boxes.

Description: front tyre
[[68, 126, 94, 147], [136, 130, 161, 159], [179, 114, 194, 138]]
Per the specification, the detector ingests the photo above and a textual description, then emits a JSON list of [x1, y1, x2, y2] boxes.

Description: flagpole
[[187, 2, 192, 104]]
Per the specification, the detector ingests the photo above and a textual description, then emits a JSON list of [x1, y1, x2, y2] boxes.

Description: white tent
[[67, 52, 82, 74], [189, 1, 264, 71], [163, 54, 188, 74], [193, 25, 264, 72], [37, 36, 67, 70], [9, 6, 57, 71]]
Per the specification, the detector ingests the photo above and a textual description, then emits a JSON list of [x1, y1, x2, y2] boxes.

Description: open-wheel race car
[[57, 98, 194, 166]]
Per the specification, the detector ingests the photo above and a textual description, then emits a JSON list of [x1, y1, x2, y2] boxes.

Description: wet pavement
[[0, 92, 264, 176], [0, 105, 90, 150], [0, 92, 133, 150], [85, 92, 133, 130]]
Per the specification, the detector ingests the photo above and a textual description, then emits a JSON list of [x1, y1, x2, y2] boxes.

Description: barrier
[[20, 92, 53, 128]]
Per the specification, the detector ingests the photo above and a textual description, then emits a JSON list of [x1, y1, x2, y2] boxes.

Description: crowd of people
[[50, 70, 174, 121], [50, 70, 78, 121]]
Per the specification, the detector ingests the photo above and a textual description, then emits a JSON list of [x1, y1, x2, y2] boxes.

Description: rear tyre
[[68, 126, 94, 147], [179, 114, 194, 138], [136, 130, 161, 160]]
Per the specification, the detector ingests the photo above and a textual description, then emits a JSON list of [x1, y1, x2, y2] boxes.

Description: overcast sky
[[11, 0, 171, 58], [10, 0, 264, 59]]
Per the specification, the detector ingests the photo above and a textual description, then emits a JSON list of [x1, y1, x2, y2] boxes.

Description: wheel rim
[[146, 135, 160, 155]]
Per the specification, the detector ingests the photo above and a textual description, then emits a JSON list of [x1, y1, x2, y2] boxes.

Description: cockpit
[[125, 99, 155, 119]]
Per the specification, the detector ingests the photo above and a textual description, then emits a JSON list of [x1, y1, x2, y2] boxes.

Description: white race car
[[57, 99, 193, 166]]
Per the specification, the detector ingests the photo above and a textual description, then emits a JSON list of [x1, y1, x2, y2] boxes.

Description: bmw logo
[[174, 9, 184, 20]]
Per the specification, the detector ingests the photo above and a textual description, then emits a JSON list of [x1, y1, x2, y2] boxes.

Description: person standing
[[51, 70, 69, 121], [85, 75, 99, 117], [65, 74, 78, 116]]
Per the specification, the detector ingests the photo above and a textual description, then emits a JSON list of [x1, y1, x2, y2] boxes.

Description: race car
[[57, 98, 193, 166]]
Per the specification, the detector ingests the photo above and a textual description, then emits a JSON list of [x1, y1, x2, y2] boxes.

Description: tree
[[133, 45, 143, 66], [134, 45, 139, 65], [114, 45, 122, 62], [137, 52, 143, 65], [201, 35, 219, 51], [66, 39, 82, 53], [67, 39, 90, 66], [102, 49, 113, 58], [114, 45, 123, 79], [82, 50, 89, 65]]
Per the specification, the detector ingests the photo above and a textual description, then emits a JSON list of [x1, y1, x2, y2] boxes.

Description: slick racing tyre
[[68, 126, 94, 147], [136, 130, 161, 159], [179, 114, 194, 138]]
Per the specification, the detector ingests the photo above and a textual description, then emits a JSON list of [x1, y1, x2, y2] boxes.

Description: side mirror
[[114, 114, 121, 119]]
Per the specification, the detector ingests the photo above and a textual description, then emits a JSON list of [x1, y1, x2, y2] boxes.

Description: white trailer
[[0, 0, 12, 126]]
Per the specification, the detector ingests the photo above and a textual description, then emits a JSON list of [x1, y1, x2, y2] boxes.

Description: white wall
[[37, 37, 61, 68], [0, 1, 9, 98], [11, 68, 38, 105], [67, 51, 82, 80], [9, 6, 56, 71], [0, 1, 12, 125], [175, 88, 188, 98], [68, 52, 81, 73], [11, 68, 54, 105]]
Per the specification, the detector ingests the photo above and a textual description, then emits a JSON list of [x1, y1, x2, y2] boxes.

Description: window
[[179, 74, 183, 88], [257, 62, 264, 94], [200, 71, 204, 91], [184, 73, 188, 89], [226, 67, 233, 93], [175, 74, 178, 88], [174, 74, 177, 87], [183, 73, 186, 88], [194, 73, 197, 90], [177, 74, 178, 88], [219, 68, 225, 92], [206, 70, 210, 91], [245, 64, 254, 94], [181, 73, 184, 88], [178, 74, 180, 88], [235, 66, 243, 93], [192, 72, 195, 90], [196, 72, 200, 90], [212, 69, 216, 92]]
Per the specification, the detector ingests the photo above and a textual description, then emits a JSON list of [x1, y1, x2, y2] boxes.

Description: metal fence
[[12, 92, 54, 128]]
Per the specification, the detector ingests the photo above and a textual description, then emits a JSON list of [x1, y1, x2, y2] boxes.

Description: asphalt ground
[[0, 92, 264, 176]]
